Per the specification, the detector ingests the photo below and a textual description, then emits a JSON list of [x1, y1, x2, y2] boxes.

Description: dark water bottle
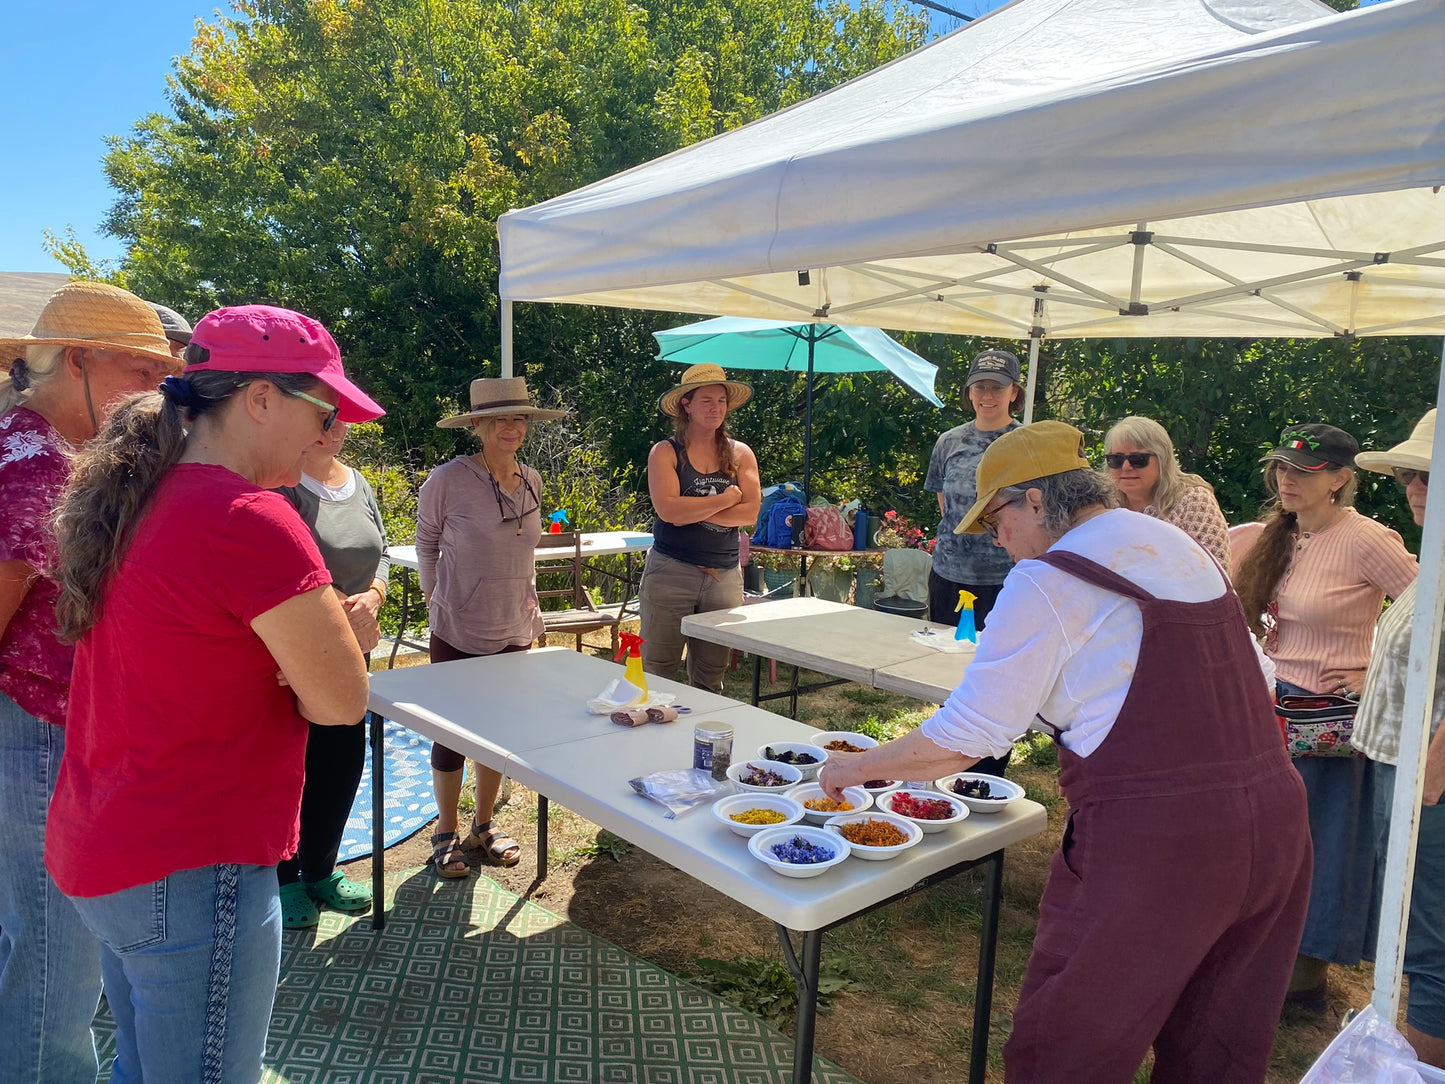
[[788, 510, 807, 548], [853, 508, 870, 550]]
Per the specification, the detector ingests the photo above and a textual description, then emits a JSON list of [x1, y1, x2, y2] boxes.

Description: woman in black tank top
[[639, 363, 762, 692]]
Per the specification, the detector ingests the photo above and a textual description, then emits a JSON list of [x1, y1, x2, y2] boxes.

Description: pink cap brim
[[325, 375, 386, 423]]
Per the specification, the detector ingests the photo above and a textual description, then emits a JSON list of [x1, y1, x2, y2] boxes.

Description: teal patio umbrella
[[653, 316, 942, 503]]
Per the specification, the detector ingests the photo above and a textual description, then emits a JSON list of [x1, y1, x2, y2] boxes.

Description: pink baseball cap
[[184, 305, 384, 423]]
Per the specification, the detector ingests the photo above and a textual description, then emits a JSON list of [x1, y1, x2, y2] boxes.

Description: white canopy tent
[[498, 0, 1445, 1035]]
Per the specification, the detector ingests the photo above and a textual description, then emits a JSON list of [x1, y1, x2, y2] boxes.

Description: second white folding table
[[681, 596, 974, 713]]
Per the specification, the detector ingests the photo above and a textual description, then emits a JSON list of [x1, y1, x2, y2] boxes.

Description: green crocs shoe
[[305, 870, 373, 913], [280, 881, 319, 929]]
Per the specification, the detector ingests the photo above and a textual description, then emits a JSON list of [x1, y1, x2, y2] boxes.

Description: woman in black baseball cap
[[1235, 421, 1418, 1008]]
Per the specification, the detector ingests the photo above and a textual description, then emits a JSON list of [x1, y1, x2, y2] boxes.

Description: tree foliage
[[95, 0, 927, 467]]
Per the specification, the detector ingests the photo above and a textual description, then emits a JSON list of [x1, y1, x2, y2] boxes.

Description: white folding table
[[682, 596, 974, 712], [366, 647, 1044, 1084]]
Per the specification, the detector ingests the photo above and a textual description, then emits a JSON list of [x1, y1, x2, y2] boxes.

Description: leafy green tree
[[92, 0, 926, 471]]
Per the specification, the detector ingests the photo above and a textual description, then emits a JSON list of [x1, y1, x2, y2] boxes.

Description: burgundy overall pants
[[1004, 552, 1311, 1084]]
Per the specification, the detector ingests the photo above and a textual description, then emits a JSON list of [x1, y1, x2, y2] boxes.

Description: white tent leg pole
[[501, 299, 514, 378], [1372, 337, 1445, 1025], [1022, 296, 1046, 425]]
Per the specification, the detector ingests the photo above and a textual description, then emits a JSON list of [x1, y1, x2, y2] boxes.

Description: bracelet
[[366, 582, 386, 603]]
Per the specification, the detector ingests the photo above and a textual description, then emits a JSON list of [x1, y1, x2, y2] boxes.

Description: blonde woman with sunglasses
[[1103, 415, 1232, 574], [419, 378, 567, 876]]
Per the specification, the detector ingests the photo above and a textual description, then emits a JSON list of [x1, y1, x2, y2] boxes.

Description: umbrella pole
[[803, 334, 815, 504]]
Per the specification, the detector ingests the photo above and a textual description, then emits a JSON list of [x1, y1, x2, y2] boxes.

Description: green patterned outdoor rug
[[94, 867, 866, 1084]]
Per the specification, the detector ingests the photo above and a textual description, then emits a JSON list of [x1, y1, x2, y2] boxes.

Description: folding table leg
[[537, 794, 549, 882], [369, 710, 386, 930], [776, 925, 822, 1084], [969, 852, 1005, 1084], [387, 570, 412, 670], [751, 654, 762, 706]]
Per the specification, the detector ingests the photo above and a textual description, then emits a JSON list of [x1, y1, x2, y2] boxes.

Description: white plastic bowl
[[877, 788, 969, 834], [756, 741, 828, 780], [711, 794, 805, 839], [748, 825, 849, 878], [933, 772, 1025, 814], [860, 777, 902, 796], [726, 758, 804, 793], [785, 782, 873, 825], [824, 811, 924, 860], [809, 731, 879, 755]]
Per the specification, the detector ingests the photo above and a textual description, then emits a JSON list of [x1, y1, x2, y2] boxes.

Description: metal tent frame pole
[[1372, 337, 1445, 1022], [1022, 294, 1046, 425]]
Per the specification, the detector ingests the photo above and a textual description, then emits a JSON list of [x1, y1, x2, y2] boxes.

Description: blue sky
[[0, 1, 216, 272], [0, 0, 1389, 274]]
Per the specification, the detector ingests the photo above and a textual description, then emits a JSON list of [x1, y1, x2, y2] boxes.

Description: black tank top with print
[[651, 438, 740, 570]]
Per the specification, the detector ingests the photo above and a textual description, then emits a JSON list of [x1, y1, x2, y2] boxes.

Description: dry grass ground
[[356, 634, 1375, 1083]]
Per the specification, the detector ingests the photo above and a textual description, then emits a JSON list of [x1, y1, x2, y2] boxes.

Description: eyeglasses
[[1104, 452, 1155, 470], [979, 494, 1024, 539], [1394, 467, 1431, 488], [283, 387, 341, 432], [487, 469, 541, 535], [228, 377, 341, 432]]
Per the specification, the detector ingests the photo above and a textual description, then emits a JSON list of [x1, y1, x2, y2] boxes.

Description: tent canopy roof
[[499, 0, 1445, 339]]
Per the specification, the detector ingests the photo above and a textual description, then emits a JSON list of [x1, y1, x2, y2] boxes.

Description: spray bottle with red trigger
[[614, 632, 648, 699]]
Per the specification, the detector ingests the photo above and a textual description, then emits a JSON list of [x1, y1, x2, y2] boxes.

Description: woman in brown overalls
[[821, 421, 1311, 1084]]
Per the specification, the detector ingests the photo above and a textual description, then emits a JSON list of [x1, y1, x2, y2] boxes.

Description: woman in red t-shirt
[[45, 306, 381, 1084]]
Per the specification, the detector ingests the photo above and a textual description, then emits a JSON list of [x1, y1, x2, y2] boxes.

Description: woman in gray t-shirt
[[274, 419, 390, 928], [925, 349, 1023, 630]]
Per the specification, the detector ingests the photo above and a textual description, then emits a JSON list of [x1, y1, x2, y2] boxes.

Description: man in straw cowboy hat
[[419, 377, 567, 876], [1354, 410, 1445, 1066], [641, 362, 760, 693], [821, 421, 1308, 1083], [0, 280, 180, 1081]]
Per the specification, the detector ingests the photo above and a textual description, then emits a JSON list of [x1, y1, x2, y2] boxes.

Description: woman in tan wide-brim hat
[[418, 376, 567, 876], [0, 280, 182, 1078], [640, 362, 761, 693], [1353, 410, 1445, 1067]]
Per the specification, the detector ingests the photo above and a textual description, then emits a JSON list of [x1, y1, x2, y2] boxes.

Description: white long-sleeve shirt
[[920, 508, 1274, 760]]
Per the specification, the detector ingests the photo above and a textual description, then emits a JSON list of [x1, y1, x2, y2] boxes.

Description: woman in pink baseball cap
[[44, 305, 383, 1082]]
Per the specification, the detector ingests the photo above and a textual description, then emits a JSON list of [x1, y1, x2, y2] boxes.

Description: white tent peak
[[500, 0, 1445, 340]]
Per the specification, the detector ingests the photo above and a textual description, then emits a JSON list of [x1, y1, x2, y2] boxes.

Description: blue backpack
[[756, 495, 806, 548], [752, 482, 806, 544]]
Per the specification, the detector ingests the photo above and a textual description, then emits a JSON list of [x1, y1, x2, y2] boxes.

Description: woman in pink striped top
[[1235, 422, 1417, 1010]]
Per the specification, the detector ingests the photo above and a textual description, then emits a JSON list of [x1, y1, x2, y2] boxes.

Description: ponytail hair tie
[[159, 374, 199, 409], [8, 359, 29, 391]]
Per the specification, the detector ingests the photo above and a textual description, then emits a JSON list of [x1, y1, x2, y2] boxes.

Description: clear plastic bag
[[1300, 1006, 1431, 1084], [628, 769, 734, 819]]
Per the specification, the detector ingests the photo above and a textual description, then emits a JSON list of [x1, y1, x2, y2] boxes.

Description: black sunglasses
[[1394, 467, 1431, 488], [1104, 452, 1156, 470], [488, 470, 541, 535]]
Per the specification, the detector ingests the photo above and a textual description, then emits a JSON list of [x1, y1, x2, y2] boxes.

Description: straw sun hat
[[1356, 410, 1436, 475], [0, 281, 175, 366], [659, 362, 752, 418], [436, 377, 566, 428]]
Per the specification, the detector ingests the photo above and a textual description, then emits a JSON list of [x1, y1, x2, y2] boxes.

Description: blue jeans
[[1374, 762, 1445, 1039], [0, 691, 101, 1084], [69, 864, 282, 1084]]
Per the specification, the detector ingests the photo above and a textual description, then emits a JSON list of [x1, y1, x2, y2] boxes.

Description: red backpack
[[804, 502, 854, 550]]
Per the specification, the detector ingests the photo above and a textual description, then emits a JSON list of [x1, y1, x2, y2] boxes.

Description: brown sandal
[[467, 820, 522, 868], [429, 831, 471, 879]]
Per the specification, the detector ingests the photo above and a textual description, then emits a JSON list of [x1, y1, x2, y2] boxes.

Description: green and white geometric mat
[[95, 868, 866, 1084]]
